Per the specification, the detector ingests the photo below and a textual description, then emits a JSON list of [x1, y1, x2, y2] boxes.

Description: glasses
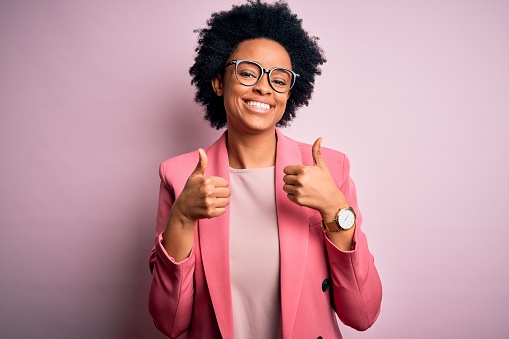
[[225, 59, 299, 93]]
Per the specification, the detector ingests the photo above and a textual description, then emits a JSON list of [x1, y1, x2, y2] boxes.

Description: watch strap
[[321, 219, 342, 232], [321, 207, 356, 232]]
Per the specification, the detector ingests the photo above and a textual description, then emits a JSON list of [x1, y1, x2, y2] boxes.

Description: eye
[[271, 78, 288, 86], [236, 61, 261, 80], [237, 70, 258, 79], [270, 69, 292, 88]]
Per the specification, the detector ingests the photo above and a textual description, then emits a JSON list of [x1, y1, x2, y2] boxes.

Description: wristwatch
[[321, 207, 356, 232]]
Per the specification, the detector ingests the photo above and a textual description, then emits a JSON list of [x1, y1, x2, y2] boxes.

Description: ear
[[211, 74, 223, 97]]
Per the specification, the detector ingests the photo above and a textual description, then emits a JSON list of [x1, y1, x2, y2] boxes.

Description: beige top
[[229, 167, 282, 339]]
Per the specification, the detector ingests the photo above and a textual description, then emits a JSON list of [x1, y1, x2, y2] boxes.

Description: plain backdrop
[[1, 1, 508, 338]]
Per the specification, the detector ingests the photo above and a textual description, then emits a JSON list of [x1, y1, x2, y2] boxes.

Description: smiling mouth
[[244, 100, 272, 110]]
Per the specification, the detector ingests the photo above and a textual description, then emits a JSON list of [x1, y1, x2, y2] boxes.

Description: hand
[[173, 148, 231, 223], [283, 138, 348, 221]]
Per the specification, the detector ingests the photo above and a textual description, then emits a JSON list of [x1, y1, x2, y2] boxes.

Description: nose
[[252, 71, 273, 95]]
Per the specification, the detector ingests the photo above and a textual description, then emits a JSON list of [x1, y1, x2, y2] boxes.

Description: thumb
[[312, 137, 326, 168], [192, 148, 208, 176]]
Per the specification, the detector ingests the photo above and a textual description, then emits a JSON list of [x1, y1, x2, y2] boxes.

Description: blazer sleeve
[[325, 153, 382, 331], [147, 163, 195, 338]]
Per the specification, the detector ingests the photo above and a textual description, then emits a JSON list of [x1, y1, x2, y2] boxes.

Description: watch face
[[338, 209, 355, 229]]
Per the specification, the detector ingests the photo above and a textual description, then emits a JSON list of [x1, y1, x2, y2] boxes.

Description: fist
[[174, 149, 231, 222], [283, 138, 347, 219]]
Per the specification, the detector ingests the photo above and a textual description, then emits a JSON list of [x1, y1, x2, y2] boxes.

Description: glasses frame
[[225, 59, 299, 93]]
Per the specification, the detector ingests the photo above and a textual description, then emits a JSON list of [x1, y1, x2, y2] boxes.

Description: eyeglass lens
[[235, 61, 293, 93]]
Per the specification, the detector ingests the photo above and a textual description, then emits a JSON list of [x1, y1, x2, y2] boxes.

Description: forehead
[[228, 38, 292, 69]]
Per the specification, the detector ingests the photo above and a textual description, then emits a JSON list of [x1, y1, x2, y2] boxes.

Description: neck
[[226, 128, 277, 169]]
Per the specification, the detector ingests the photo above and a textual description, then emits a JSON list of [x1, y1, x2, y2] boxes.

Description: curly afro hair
[[189, 0, 326, 129]]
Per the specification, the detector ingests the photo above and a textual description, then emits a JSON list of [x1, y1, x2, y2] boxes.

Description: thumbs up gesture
[[173, 148, 231, 222], [283, 138, 348, 221]]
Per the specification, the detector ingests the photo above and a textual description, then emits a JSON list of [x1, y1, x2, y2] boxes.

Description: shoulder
[[281, 133, 351, 182], [160, 150, 198, 170], [159, 150, 198, 184], [277, 129, 348, 166], [159, 132, 227, 187], [297, 141, 347, 164], [292, 138, 349, 170]]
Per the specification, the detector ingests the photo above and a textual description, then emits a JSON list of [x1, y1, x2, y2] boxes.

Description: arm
[[148, 149, 231, 338], [283, 138, 382, 330], [148, 177, 196, 338], [325, 155, 382, 330]]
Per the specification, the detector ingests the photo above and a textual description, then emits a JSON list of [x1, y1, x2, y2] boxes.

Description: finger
[[283, 165, 303, 175], [208, 176, 229, 187], [282, 183, 297, 194], [213, 187, 231, 198], [283, 174, 298, 185], [208, 207, 227, 218], [312, 137, 325, 168], [192, 148, 208, 176], [285, 193, 299, 205], [214, 197, 230, 208]]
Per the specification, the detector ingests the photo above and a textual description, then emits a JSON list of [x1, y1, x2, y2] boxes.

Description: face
[[211, 38, 292, 135]]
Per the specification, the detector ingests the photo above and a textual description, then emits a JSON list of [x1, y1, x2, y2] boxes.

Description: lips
[[244, 100, 272, 110]]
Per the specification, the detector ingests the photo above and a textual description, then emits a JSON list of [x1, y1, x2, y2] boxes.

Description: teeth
[[246, 101, 271, 110]]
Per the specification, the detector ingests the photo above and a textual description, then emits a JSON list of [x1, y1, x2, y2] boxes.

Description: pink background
[[1, 1, 508, 338]]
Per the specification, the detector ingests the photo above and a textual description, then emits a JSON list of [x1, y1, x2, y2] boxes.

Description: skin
[[163, 38, 354, 261]]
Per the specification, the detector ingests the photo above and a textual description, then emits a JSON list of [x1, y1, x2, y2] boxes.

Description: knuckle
[[298, 167, 309, 175], [200, 184, 215, 197], [293, 177, 305, 187], [198, 186, 208, 196], [205, 206, 216, 216], [204, 196, 214, 206]]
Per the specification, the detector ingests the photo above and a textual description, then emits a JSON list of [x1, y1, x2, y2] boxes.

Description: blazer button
[[317, 336, 323, 339], [321, 278, 330, 292]]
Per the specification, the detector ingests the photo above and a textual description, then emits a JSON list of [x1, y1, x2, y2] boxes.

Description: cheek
[[276, 98, 290, 121], [278, 95, 290, 111], [222, 92, 243, 117], [222, 82, 244, 101]]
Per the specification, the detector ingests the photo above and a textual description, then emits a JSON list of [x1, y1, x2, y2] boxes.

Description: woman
[[148, 1, 382, 338]]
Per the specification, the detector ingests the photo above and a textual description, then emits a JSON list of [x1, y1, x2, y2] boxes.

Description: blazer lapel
[[198, 132, 234, 338], [198, 129, 309, 338], [274, 129, 310, 338]]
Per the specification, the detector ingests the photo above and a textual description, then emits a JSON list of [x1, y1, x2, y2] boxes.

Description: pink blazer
[[148, 129, 382, 338]]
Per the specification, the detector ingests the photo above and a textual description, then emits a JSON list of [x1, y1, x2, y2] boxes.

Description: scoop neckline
[[229, 166, 275, 173]]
